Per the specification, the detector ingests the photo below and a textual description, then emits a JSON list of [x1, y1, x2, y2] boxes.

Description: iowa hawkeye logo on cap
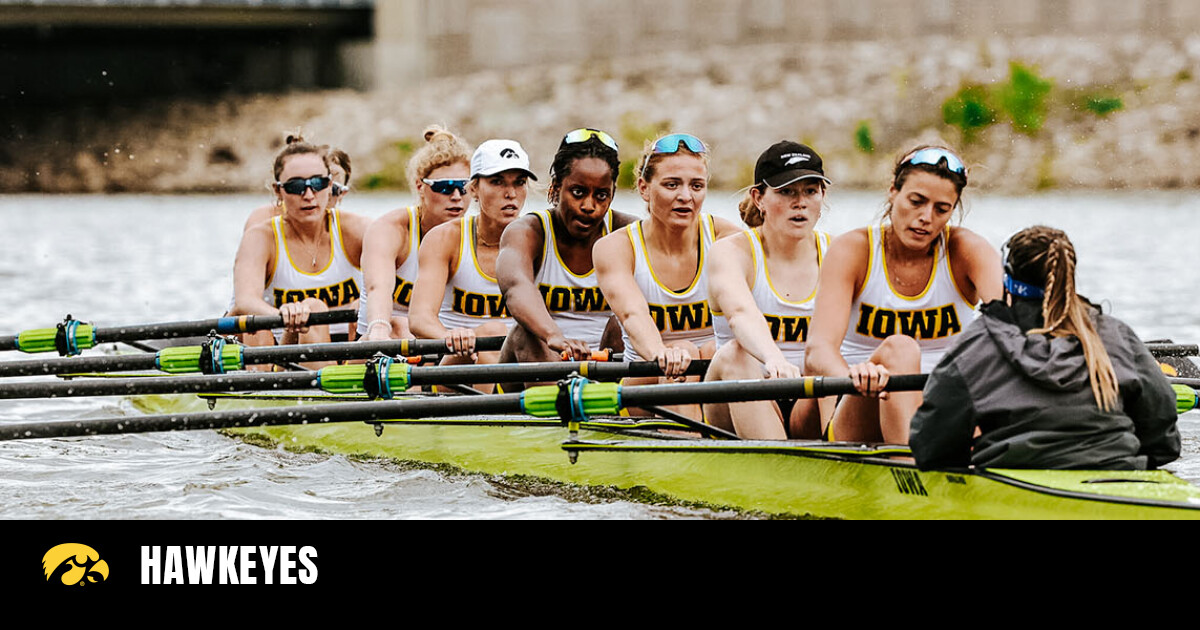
[[500, 148, 519, 159], [43, 543, 109, 586]]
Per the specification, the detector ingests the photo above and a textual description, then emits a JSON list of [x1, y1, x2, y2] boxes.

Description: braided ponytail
[[1007, 226, 1119, 411]]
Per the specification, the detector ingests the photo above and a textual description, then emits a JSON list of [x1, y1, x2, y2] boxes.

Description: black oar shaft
[[0, 360, 710, 400], [0, 337, 508, 378], [0, 375, 929, 442], [0, 310, 358, 352], [0, 395, 526, 441], [618, 374, 929, 409], [1149, 344, 1199, 358]]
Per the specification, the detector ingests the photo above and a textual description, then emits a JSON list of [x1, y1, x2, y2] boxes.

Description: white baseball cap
[[471, 139, 538, 180]]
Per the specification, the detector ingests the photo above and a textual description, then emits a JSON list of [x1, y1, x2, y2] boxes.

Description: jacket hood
[[980, 300, 1091, 392]]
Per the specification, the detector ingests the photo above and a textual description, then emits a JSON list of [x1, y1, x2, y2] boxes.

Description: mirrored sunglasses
[[904, 148, 966, 176], [422, 178, 469, 196], [651, 133, 708, 155], [277, 175, 332, 195], [563, 128, 619, 152]]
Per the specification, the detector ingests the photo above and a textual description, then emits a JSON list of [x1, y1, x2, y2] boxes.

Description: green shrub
[[942, 85, 996, 143], [363, 139, 417, 191], [854, 121, 876, 154], [1084, 96, 1124, 117], [998, 62, 1053, 135]]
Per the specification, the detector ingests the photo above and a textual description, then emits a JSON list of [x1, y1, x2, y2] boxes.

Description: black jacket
[[909, 300, 1181, 471]]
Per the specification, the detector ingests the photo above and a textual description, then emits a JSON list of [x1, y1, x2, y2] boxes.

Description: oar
[[0, 359, 712, 400], [0, 310, 359, 355], [0, 336, 508, 378], [0, 375, 927, 442], [1147, 344, 1199, 358]]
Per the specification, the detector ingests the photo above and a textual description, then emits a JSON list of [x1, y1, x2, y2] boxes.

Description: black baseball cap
[[755, 141, 832, 189]]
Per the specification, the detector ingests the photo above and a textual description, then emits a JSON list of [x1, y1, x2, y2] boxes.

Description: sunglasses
[[422, 178, 469, 196], [651, 133, 708, 156], [276, 175, 332, 195], [903, 148, 967, 176], [563, 128, 619, 152]]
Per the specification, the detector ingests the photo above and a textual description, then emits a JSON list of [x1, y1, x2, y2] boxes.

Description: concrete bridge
[[4, 0, 1199, 105]]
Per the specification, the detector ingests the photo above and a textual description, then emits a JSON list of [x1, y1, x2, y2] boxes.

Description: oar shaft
[[0, 336, 508, 378], [0, 374, 929, 442], [0, 359, 710, 400], [618, 374, 929, 409], [0, 310, 358, 353], [0, 394, 527, 441], [1148, 344, 1199, 358]]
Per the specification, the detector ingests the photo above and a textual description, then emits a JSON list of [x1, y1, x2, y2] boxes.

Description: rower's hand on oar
[[762, 360, 802, 380], [654, 347, 692, 382], [550, 335, 593, 362], [279, 299, 321, 334], [848, 361, 890, 400], [444, 327, 478, 360]]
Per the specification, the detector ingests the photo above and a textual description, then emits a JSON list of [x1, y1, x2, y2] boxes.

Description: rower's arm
[[707, 236, 789, 369], [804, 230, 869, 378], [361, 214, 406, 339], [496, 216, 569, 348], [230, 223, 281, 318], [950, 227, 1003, 305], [408, 222, 458, 340], [594, 231, 665, 359]]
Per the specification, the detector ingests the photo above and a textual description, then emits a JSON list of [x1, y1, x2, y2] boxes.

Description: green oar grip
[[16, 324, 96, 355], [155, 345, 245, 374], [522, 382, 622, 419], [1174, 384, 1199, 414], [318, 363, 411, 396]]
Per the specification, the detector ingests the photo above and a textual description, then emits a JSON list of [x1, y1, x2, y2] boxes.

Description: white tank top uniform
[[839, 225, 977, 373], [262, 210, 364, 337], [712, 229, 831, 367], [437, 214, 515, 331], [531, 209, 615, 348], [356, 206, 422, 336], [620, 216, 718, 363]]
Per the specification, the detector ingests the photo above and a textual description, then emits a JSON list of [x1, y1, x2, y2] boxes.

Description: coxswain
[[909, 226, 1181, 470]]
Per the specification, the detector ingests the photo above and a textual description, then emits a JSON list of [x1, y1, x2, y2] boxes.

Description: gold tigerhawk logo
[[43, 544, 110, 586]]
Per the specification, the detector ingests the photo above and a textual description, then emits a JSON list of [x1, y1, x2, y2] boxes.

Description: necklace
[[884, 228, 933, 289], [290, 213, 330, 269]]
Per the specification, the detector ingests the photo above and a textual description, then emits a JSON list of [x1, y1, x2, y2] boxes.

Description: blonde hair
[[1006, 226, 1119, 411], [407, 125, 471, 188]]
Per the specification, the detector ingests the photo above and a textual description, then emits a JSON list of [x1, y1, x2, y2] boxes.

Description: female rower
[[407, 139, 535, 387], [804, 145, 1002, 443], [909, 226, 1181, 470], [593, 133, 741, 418], [359, 125, 472, 341], [703, 141, 831, 439], [241, 137, 353, 232], [230, 138, 369, 360], [496, 129, 637, 369]]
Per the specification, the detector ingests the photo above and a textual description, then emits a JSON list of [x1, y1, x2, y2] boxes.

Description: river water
[[0, 190, 1197, 520]]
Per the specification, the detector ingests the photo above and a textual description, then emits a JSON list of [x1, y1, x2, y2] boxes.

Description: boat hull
[[131, 393, 1200, 519]]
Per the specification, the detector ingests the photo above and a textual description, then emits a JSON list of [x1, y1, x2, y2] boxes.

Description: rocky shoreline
[[6, 34, 1200, 195]]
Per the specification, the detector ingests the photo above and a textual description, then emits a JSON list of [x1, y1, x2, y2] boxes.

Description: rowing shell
[[130, 393, 1200, 520]]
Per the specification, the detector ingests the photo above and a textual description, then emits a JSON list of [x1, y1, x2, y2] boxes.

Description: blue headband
[[1004, 273, 1045, 299]]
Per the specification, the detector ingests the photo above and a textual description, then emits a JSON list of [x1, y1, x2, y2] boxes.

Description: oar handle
[[1149, 344, 1200, 358]]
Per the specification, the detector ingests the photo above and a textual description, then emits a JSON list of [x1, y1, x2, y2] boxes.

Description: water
[[0, 190, 1197, 519]]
